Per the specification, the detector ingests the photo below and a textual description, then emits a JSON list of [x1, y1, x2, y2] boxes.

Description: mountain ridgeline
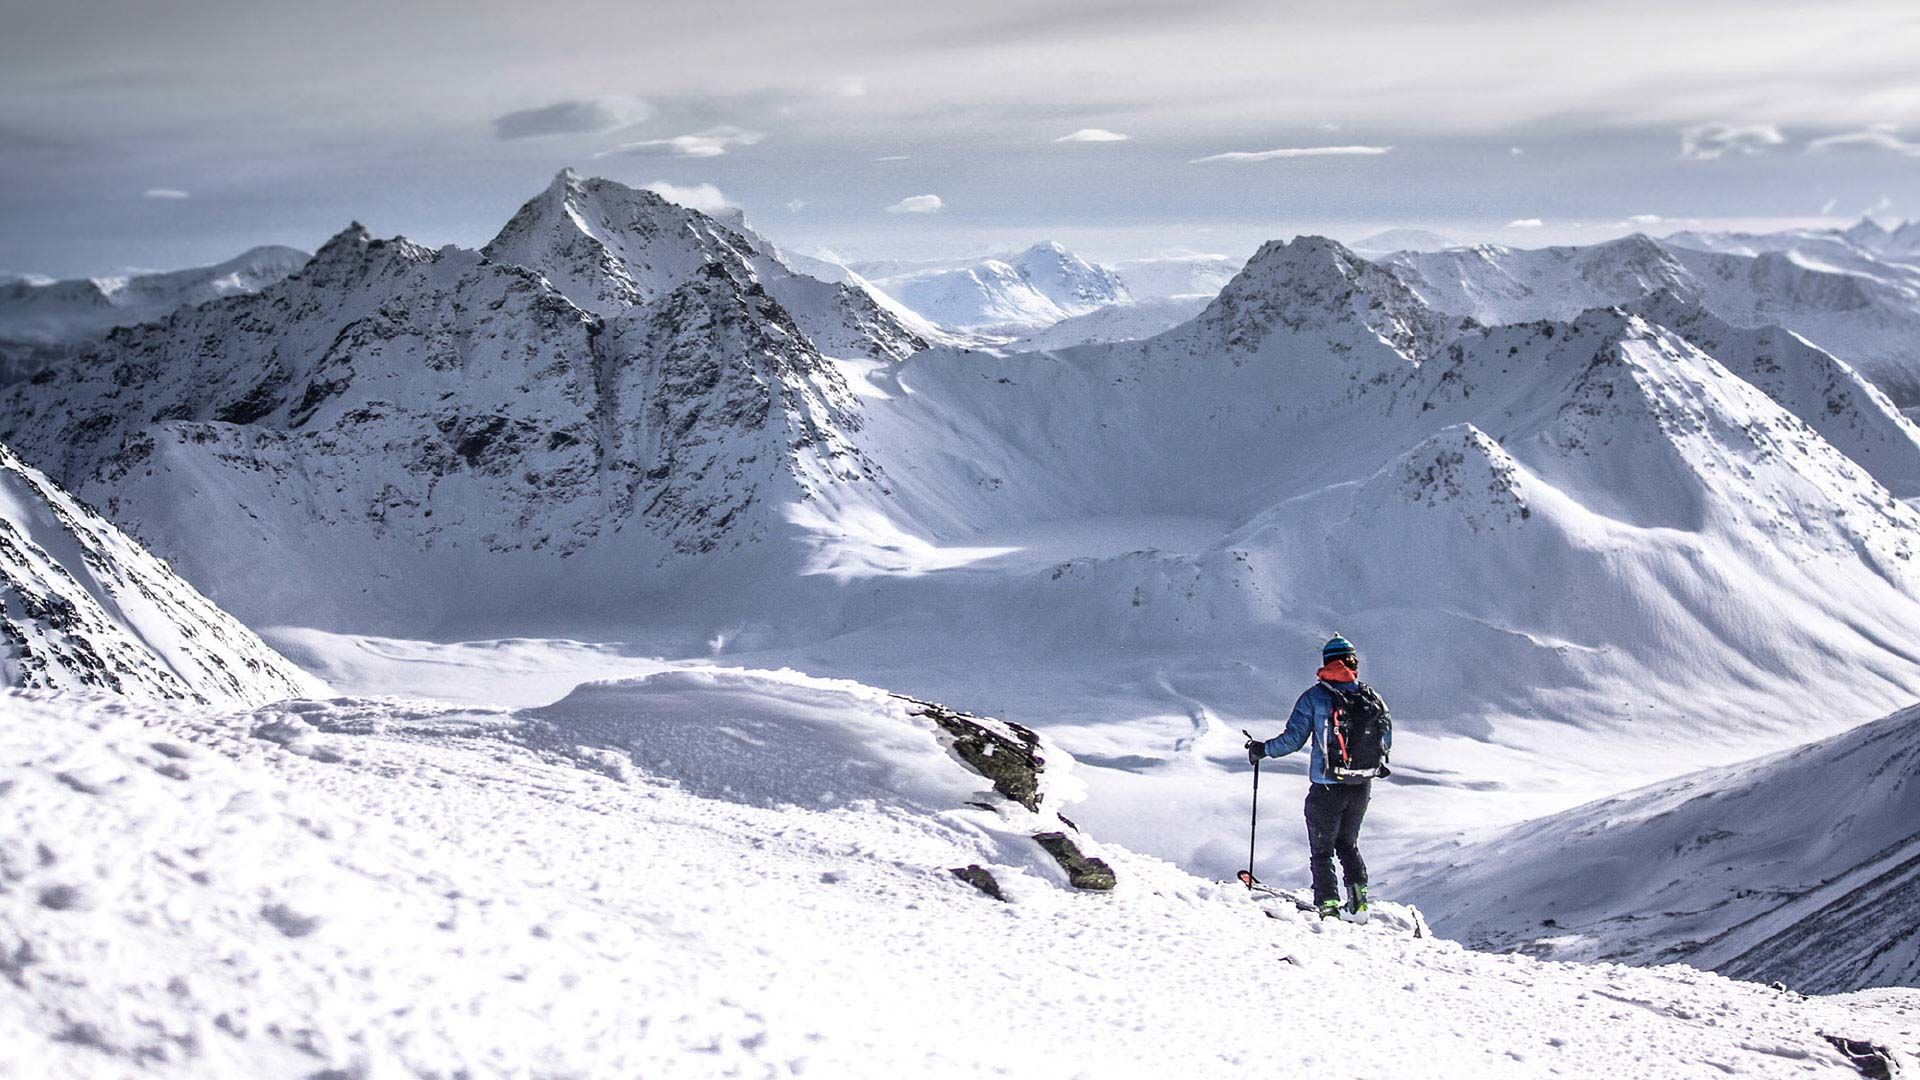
[[3, 174, 1920, 738]]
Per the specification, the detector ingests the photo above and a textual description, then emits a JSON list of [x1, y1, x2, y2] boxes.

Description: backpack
[[1322, 681, 1391, 783]]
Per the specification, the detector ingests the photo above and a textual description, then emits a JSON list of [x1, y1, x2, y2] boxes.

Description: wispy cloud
[[597, 125, 763, 158], [1679, 122, 1785, 160], [1819, 197, 1840, 214], [493, 97, 649, 139], [143, 188, 189, 200], [1626, 214, 1662, 225], [828, 76, 868, 99], [1189, 145, 1391, 164], [1507, 218, 1544, 228], [1055, 128, 1129, 143], [886, 194, 943, 214], [1806, 125, 1920, 157], [644, 181, 734, 215]]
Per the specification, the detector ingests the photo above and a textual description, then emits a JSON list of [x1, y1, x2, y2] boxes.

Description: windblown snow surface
[[1400, 702, 1920, 996], [4, 673, 1916, 1078]]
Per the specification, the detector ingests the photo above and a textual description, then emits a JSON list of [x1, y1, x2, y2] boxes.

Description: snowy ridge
[[484, 170, 926, 363], [0, 245, 309, 349], [1399, 702, 1920, 995], [0, 441, 319, 704], [1382, 233, 1920, 407], [3, 676, 1915, 1077]]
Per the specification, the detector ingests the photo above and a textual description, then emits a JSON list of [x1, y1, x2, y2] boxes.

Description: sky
[[4, 0, 1920, 278]]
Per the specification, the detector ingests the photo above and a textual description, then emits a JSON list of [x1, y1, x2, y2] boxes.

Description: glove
[[1245, 738, 1266, 765]]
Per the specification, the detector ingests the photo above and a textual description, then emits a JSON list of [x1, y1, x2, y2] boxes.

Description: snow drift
[[2, 675, 1912, 1078]]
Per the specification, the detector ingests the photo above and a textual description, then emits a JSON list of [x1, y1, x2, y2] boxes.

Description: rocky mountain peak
[[1192, 235, 1455, 364]]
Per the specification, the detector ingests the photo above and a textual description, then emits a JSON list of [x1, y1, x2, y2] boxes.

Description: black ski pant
[[1304, 780, 1371, 906]]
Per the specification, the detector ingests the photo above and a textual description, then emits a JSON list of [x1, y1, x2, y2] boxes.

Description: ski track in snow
[[3, 681, 1917, 1079]]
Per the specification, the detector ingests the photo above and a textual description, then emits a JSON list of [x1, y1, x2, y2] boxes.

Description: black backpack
[[1323, 682, 1391, 783]]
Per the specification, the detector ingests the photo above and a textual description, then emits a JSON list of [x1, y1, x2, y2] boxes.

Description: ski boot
[[1340, 884, 1370, 924], [1316, 897, 1342, 920]]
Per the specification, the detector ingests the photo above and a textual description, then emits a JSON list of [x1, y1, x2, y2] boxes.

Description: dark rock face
[[1820, 1035, 1894, 1080], [896, 695, 1044, 812], [1032, 832, 1116, 891], [949, 865, 1007, 901]]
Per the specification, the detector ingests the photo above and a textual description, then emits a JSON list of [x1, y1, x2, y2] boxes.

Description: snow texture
[[3, 676, 1916, 1078], [1401, 702, 1920, 996]]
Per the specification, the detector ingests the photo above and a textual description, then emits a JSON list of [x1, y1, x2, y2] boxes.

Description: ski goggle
[[1331, 654, 1358, 670]]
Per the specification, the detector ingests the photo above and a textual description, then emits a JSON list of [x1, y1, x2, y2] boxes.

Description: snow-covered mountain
[[1382, 233, 1920, 407], [865, 241, 1129, 333], [1109, 252, 1244, 300], [5, 674, 1913, 1077], [1352, 227, 1465, 254], [7, 213, 1920, 922], [0, 440, 319, 704], [1399, 701, 1920, 995], [0, 187, 895, 627], [483, 169, 926, 363], [0, 245, 309, 348], [1005, 294, 1211, 351]]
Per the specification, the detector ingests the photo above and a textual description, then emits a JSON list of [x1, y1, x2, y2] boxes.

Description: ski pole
[[1240, 728, 1260, 888]]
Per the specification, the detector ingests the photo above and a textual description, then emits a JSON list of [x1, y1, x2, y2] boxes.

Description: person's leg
[[1304, 784, 1341, 906], [1333, 781, 1371, 893]]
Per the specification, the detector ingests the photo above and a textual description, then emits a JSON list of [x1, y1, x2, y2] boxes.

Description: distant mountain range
[[6, 177, 1920, 993]]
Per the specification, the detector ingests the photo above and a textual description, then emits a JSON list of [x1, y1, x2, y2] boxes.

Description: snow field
[[4, 671, 1916, 1078]]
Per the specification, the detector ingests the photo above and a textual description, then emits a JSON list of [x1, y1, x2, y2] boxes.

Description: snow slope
[[1398, 702, 1920, 996], [3, 677, 1915, 1078], [1381, 234, 1920, 407], [0, 246, 308, 348], [0, 441, 319, 705], [1004, 293, 1210, 350]]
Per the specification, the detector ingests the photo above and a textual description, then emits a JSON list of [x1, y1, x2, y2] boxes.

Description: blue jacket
[[1261, 677, 1391, 785]]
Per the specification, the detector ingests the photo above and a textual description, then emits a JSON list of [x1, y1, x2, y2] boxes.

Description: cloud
[[885, 194, 943, 214], [1679, 122, 1785, 160], [643, 181, 735, 215], [598, 125, 763, 158], [1507, 218, 1545, 228], [143, 188, 189, 200], [874, 154, 910, 162], [1055, 128, 1129, 143], [1189, 145, 1391, 163], [1509, 146, 1525, 156], [786, 198, 806, 212], [493, 97, 650, 139], [828, 76, 868, 99], [1819, 197, 1840, 215], [1806, 125, 1920, 157], [1626, 214, 1662, 225]]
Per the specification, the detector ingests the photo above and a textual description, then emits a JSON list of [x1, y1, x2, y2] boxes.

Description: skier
[[1244, 635, 1392, 922]]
